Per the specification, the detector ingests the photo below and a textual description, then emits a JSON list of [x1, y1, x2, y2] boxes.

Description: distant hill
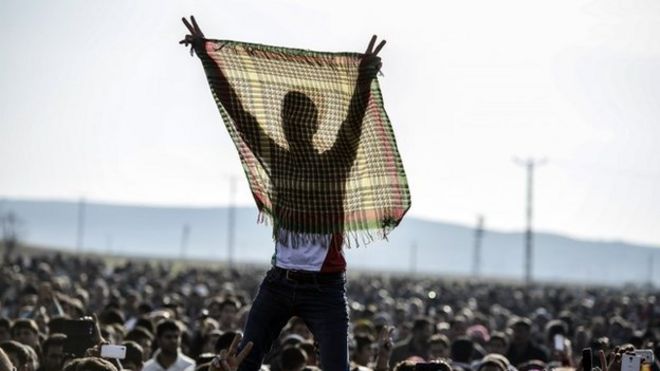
[[1, 198, 658, 286]]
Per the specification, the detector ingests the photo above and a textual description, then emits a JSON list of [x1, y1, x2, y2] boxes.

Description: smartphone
[[632, 350, 654, 364], [582, 348, 593, 371], [49, 318, 97, 357], [554, 334, 565, 351], [100, 344, 126, 360], [621, 354, 641, 371]]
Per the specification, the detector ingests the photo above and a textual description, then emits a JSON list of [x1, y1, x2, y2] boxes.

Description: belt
[[272, 267, 345, 284]]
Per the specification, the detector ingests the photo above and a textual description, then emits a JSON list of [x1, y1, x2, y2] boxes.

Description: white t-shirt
[[272, 230, 346, 272]]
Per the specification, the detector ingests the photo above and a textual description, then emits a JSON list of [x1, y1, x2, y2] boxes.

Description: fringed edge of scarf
[[256, 209, 401, 249]]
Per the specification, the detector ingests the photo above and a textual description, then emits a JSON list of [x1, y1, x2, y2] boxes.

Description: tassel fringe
[[257, 209, 395, 249]]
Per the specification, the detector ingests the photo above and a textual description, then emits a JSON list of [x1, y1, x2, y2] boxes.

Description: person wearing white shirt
[[142, 320, 195, 371]]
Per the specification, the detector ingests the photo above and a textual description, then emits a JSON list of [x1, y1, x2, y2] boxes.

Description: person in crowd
[[11, 319, 41, 357], [38, 334, 66, 371], [279, 346, 307, 371], [121, 341, 145, 371], [505, 317, 548, 367], [125, 326, 154, 361], [0, 320, 11, 344], [450, 337, 474, 370], [485, 332, 508, 356], [63, 357, 118, 371], [476, 354, 509, 371], [0, 341, 30, 371], [428, 334, 451, 360], [208, 299, 240, 333], [143, 320, 195, 371], [390, 317, 433, 365], [351, 334, 375, 368], [3, 251, 660, 371]]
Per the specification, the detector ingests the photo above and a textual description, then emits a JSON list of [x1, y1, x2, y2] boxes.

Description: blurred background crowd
[[1, 252, 659, 371]]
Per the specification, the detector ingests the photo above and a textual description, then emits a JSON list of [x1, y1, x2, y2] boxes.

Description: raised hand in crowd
[[210, 333, 253, 371]]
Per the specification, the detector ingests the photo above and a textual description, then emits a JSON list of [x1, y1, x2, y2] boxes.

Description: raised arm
[[330, 35, 385, 158], [181, 16, 271, 157]]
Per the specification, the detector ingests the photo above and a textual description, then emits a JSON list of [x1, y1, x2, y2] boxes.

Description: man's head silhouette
[[281, 91, 318, 153]]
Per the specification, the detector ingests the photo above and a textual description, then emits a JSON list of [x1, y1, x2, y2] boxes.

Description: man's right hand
[[374, 326, 394, 370], [180, 15, 206, 56]]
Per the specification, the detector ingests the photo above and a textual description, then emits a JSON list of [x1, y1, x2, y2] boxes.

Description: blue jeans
[[238, 267, 349, 371]]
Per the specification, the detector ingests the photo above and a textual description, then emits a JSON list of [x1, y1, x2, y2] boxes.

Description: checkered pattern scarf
[[195, 39, 410, 247]]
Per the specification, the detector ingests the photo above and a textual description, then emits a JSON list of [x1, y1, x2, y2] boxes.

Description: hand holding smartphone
[[100, 345, 126, 360], [554, 334, 565, 352], [582, 348, 593, 371], [49, 318, 97, 357]]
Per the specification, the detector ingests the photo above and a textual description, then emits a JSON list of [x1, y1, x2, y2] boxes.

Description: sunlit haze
[[1, 0, 659, 246]]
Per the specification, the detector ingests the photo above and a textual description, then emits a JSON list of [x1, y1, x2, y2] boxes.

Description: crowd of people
[[0, 251, 659, 371]]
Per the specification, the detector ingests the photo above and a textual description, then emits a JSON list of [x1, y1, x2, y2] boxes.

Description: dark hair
[[156, 320, 180, 338], [218, 298, 241, 311], [412, 317, 432, 332], [509, 317, 532, 330], [488, 332, 508, 344], [99, 309, 125, 326], [67, 357, 118, 371], [134, 317, 154, 334], [122, 341, 144, 369], [435, 360, 453, 371], [137, 303, 153, 316], [0, 318, 11, 330], [42, 333, 67, 354], [125, 327, 153, 342], [354, 334, 374, 353], [19, 285, 38, 297], [0, 340, 30, 367], [518, 360, 547, 371], [280, 345, 307, 371], [451, 337, 474, 363], [10, 319, 38, 336]]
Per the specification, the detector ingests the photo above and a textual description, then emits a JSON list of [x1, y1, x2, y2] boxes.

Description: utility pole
[[1, 211, 20, 259], [180, 224, 190, 260], [76, 197, 86, 252], [227, 176, 237, 269], [472, 215, 484, 277], [514, 158, 546, 284]]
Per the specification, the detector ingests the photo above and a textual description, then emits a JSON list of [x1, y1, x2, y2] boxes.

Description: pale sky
[[1, 0, 660, 246]]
